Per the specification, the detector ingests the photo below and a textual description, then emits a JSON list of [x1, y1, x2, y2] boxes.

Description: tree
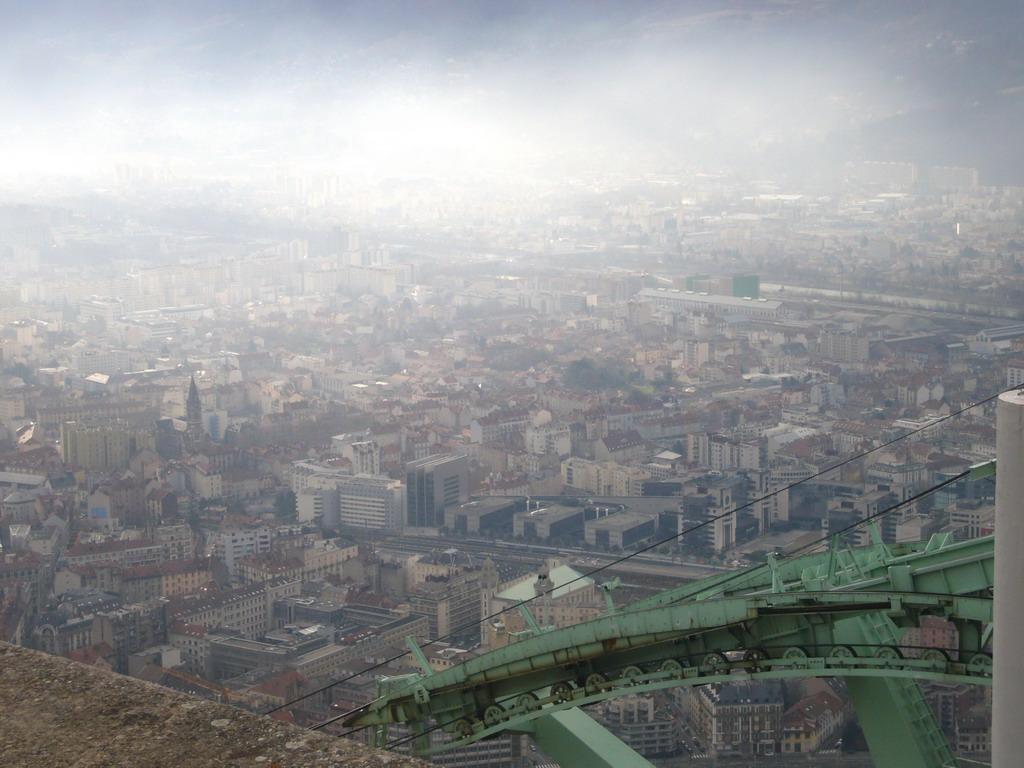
[[274, 489, 297, 521], [565, 358, 601, 390], [4, 362, 34, 383], [565, 357, 629, 391]]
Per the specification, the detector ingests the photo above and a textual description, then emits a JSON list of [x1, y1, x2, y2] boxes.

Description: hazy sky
[[2, 1, 1022, 182]]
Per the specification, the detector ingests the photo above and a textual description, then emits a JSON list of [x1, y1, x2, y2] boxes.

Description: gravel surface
[[0, 642, 429, 768]]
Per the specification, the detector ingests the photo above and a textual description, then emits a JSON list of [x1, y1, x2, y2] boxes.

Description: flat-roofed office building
[[405, 454, 468, 529]]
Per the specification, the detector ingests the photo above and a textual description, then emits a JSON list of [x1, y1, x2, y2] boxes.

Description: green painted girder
[[401, 654, 991, 758], [623, 534, 993, 612], [347, 590, 991, 749], [347, 536, 995, 766], [518, 708, 657, 768], [837, 612, 958, 768]]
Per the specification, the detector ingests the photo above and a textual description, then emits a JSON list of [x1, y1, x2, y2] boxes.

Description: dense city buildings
[[0, 0, 1022, 763], [689, 681, 784, 757], [0, 48, 1015, 768]]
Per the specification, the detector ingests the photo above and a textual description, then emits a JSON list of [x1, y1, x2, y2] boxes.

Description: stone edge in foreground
[[0, 642, 429, 768]]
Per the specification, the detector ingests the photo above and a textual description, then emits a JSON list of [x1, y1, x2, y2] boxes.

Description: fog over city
[[3, 0, 1024, 182], [0, 3, 1020, 768]]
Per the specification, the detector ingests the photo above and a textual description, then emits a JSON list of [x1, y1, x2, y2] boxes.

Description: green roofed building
[[486, 560, 602, 648]]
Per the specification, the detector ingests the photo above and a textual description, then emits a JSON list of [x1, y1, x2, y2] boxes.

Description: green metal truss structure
[[346, 533, 994, 768]]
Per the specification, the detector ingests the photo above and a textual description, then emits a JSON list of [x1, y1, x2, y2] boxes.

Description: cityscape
[[0, 2, 1020, 768]]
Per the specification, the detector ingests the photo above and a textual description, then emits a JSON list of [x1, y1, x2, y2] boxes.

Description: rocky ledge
[[0, 642, 428, 768]]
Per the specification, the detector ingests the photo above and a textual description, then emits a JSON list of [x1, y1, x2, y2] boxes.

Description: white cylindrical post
[[994, 390, 1024, 767]]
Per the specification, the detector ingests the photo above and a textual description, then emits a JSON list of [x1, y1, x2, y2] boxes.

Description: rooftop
[[586, 512, 657, 532], [495, 563, 593, 602]]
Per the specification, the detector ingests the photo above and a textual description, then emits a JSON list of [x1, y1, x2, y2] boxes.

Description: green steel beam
[[969, 459, 996, 481], [380, 651, 987, 761], [347, 537, 994, 768], [400, 652, 991, 758], [350, 591, 991, 743], [836, 613, 956, 768], [363, 591, 990, 713], [519, 708, 655, 768], [626, 534, 993, 612], [406, 635, 432, 675], [847, 677, 956, 768]]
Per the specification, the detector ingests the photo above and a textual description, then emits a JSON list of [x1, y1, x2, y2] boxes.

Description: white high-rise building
[[214, 527, 272, 580], [342, 441, 380, 476], [336, 474, 403, 530], [297, 473, 403, 530]]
